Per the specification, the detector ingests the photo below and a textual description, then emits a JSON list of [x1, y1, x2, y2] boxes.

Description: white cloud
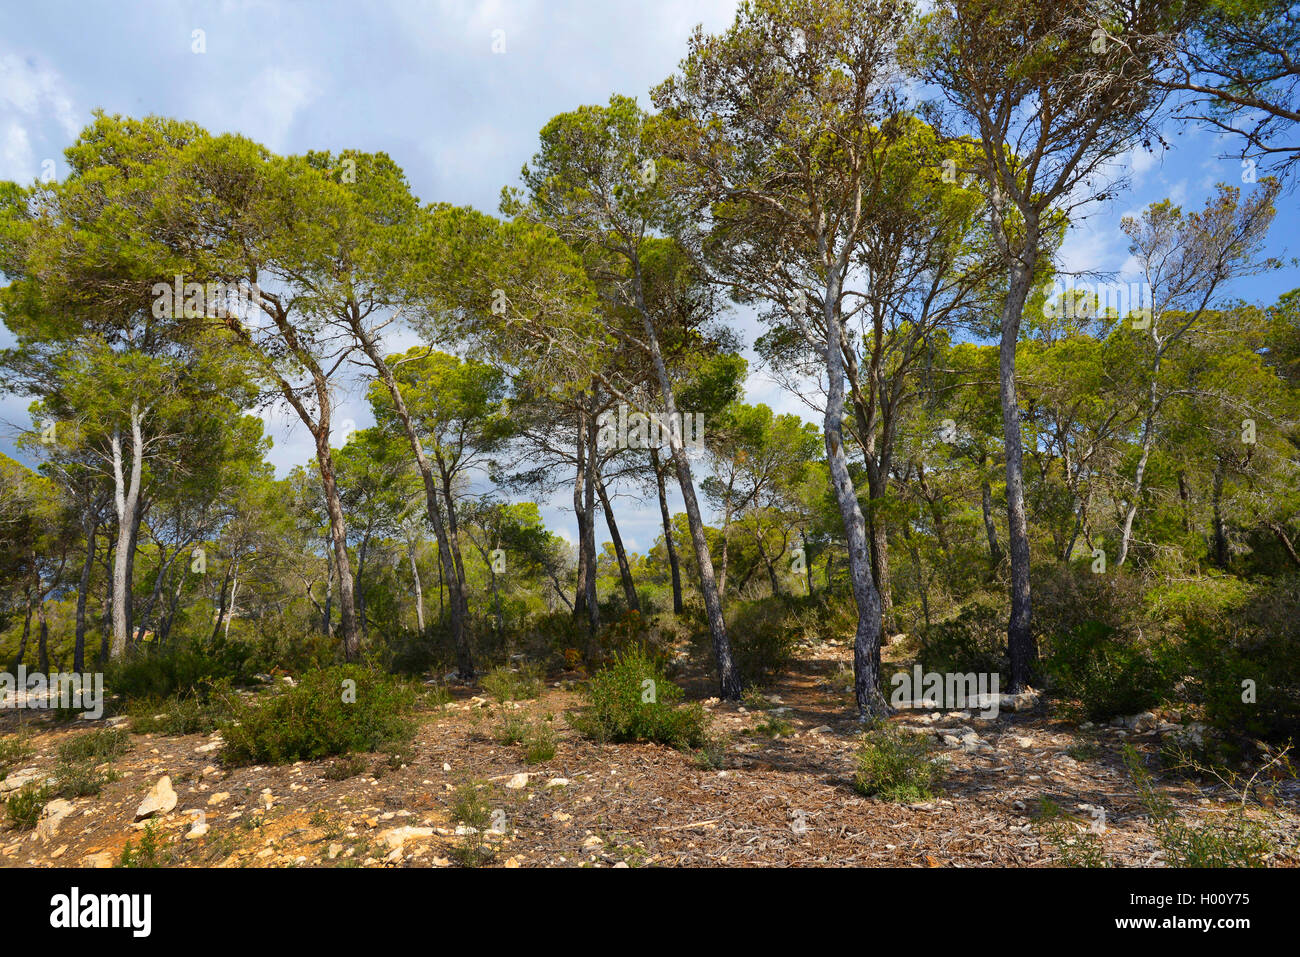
[[0, 119, 34, 182], [0, 53, 79, 137]]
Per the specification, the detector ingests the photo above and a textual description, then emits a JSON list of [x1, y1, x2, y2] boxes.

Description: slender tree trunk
[[305, 415, 361, 660], [800, 530, 814, 596], [573, 414, 590, 619], [1178, 471, 1193, 534], [998, 259, 1037, 692], [596, 476, 640, 613], [13, 586, 32, 670], [110, 405, 145, 659], [1267, 522, 1300, 568], [74, 514, 99, 673], [823, 270, 887, 717], [980, 465, 1003, 566], [1212, 458, 1229, 569], [650, 447, 683, 614], [632, 280, 739, 699], [347, 324, 473, 677], [407, 536, 426, 634]]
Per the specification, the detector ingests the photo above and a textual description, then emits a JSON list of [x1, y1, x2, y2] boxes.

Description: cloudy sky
[[1, 0, 1295, 553]]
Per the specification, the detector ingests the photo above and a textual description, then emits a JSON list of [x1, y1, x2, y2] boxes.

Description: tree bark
[[73, 513, 99, 673], [109, 404, 145, 659], [650, 446, 684, 614], [596, 476, 640, 613], [823, 270, 887, 717], [347, 323, 473, 678], [999, 260, 1037, 692], [631, 278, 739, 699]]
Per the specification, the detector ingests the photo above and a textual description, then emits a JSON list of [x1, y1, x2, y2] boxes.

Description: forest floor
[[2, 638, 1298, 868]]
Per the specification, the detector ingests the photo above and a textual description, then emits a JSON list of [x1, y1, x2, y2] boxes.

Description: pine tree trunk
[[650, 447, 683, 614], [596, 476, 640, 613], [999, 261, 1037, 692]]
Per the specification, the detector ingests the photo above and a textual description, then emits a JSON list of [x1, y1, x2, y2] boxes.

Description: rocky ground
[[1, 641, 1297, 868]]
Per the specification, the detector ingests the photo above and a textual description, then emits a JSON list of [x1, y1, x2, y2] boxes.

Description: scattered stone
[[134, 776, 177, 821], [545, 777, 570, 788], [36, 799, 76, 843], [505, 773, 530, 789], [208, 792, 230, 806], [82, 850, 114, 868], [378, 826, 435, 850]]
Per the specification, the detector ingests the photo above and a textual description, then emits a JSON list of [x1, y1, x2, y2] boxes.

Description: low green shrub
[[128, 681, 241, 735], [220, 665, 416, 766], [852, 726, 941, 802], [105, 641, 251, 703], [522, 716, 557, 764], [57, 727, 131, 764], [5, 782, 50, 830], [570, 647, 709, 750], [1044, 621, 1176, 721], [481, 663, 544, 702], [0, 734, 32, 779], [1124, 746, 1273, 867], [54, 760, 118, 798]]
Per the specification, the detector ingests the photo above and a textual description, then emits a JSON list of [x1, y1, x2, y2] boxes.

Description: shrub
[[449, 781, 496, 867], [570, 647, 709, 750], [54, 760, 118, 798], [220, 665, 416, 766], [1044, 621, 1175, 721], [852, 726, 941, 802], [118, 821, 165, 868], [57, 728, 131, 764], [128, 681, 241, 735], [522, 716, 557, 764], [0, 734, 32, 779], [322, 754, 368, 781], [1034, 798, 1108, 867], [1124, 746, 1273, 867], [481, 664, 544, 702], [5, 782, 51, 830], [106, 641, 251, 702], [1182, 576, 1300, 745], [492, 710, 528, 746], [913, 600, 1009, 681]]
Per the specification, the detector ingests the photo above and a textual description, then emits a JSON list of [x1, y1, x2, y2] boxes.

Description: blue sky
[[1, 0, 1296, 554]]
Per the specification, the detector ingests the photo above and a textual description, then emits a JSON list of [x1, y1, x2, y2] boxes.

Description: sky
[[0, 0, 1296, 555]]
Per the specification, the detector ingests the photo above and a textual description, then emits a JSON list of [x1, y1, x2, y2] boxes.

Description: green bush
[[220, 665, 417, 766], [5, 782, 51, 830], [0, 734, 32, 779], [914, 601, 1008, 680], [1182, 576, 1300, 745], [106, 641, 251, 703], [54, 760, 118, 798], [725, 597, 801, 687], [481, 663, 544, 702], [522, 716, 557, 764], [1044, 621, 1175, 721], [57, 727, 131, 764], [570, 647, 709, 750], [852, 726, 942, 802], [128, 681, 241, 735]]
